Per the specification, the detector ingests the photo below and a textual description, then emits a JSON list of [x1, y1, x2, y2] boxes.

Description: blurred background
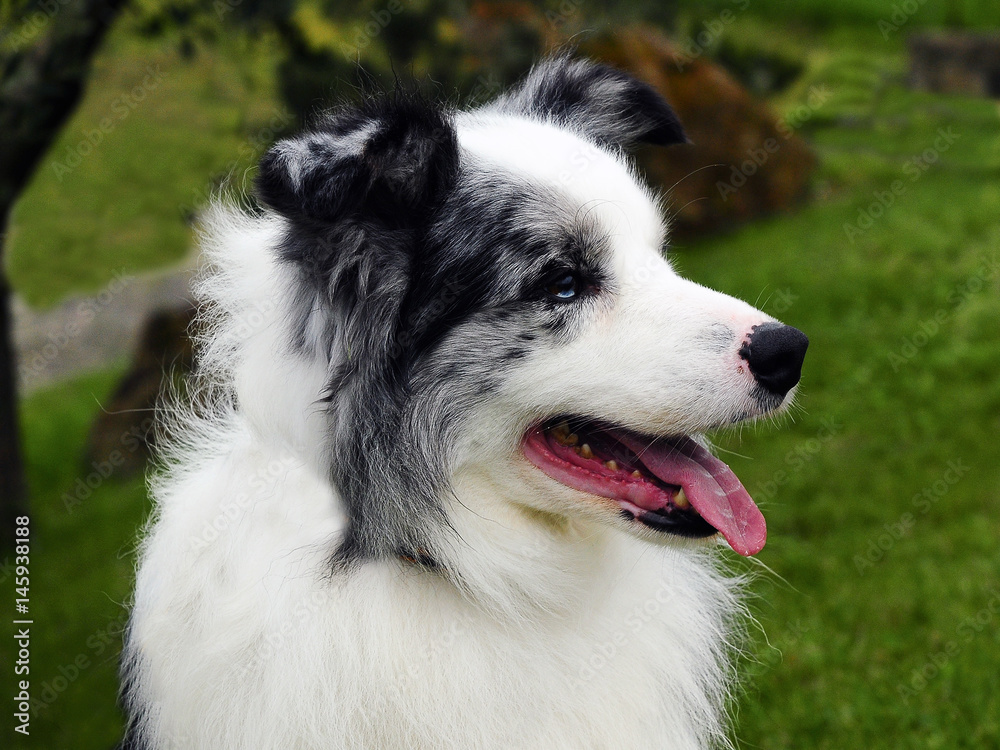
[[1, 0, 999, 747]]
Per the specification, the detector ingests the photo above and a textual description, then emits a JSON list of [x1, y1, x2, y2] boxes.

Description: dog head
[[253, 56, 807, 566]]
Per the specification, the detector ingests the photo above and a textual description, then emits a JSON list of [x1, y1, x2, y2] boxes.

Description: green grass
[[669, 21, 1000, 748], [2, 367, 149, 749], [677, 0, 1000, 29], [5, 11, 1000, 750]]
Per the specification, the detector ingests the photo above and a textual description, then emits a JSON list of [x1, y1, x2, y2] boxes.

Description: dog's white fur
[[126, 112, 785, 749]]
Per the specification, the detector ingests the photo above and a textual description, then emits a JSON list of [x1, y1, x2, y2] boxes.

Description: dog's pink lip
[[522, 421, 766, 556], [523, 426, 680, 510]]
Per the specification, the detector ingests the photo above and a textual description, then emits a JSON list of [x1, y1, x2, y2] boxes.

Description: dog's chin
[[735, 384, 798, 424], [520, 416, 768, 557]]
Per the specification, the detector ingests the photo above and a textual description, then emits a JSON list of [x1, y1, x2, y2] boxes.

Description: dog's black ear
[[494, 56, 687, 149], [256, 96, 460, 224]]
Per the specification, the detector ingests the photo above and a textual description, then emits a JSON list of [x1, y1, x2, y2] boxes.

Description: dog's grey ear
[[256, 97, 460, 224], [493, 56, 687, 149]]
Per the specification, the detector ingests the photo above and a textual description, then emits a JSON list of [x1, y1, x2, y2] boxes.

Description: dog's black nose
[[740, 323, 809, 397]]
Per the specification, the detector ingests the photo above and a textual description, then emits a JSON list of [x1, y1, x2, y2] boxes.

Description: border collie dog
[[123, 57, 808, 749]]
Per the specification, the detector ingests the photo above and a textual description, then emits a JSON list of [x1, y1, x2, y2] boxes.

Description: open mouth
[[522, 418, 766, 556]]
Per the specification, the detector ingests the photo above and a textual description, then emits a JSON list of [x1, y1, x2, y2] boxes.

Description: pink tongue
[[611, 432, 766, 556]]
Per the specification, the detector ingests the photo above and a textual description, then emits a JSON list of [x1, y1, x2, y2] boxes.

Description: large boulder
[[449, 13, 817, 236], [580, 27, 817, 238]]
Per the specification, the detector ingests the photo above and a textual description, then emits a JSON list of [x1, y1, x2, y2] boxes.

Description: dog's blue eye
[[546, 273, 579, 301]]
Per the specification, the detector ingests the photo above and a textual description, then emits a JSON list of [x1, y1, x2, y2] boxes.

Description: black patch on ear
[[255, 93, 460, 225], [618, 76, 688, 146], [494, 55, 688, 149], [251, 91, 470, 568]]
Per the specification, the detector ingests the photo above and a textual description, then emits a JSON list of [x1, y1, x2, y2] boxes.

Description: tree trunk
[[0, 270, 25, 548], [0, 0, 128, 548]]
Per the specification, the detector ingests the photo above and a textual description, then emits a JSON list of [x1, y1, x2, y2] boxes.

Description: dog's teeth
[[605, 460, 619, 472], [551, 422, 575, 445], [674, 487, 690, 509], [631, 470, 642, 479], [580, 444, 593, 459]]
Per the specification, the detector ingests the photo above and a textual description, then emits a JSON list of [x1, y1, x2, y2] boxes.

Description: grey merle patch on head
[[253, 57, 687, 565]]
